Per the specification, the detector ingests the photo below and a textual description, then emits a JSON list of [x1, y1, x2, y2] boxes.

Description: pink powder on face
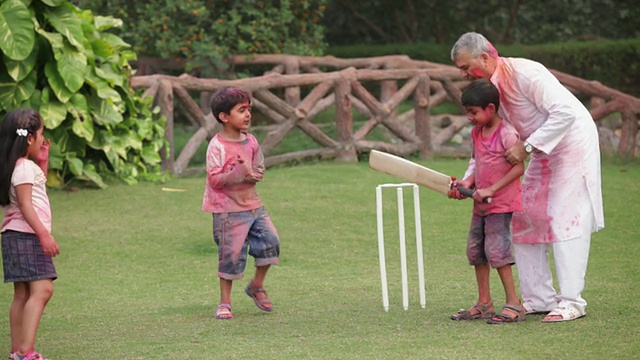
[[469, 67, 485, 79]]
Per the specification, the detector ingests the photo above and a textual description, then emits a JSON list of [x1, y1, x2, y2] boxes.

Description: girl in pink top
[[449, 80, 525, 324], [0, 109, 59, 360]]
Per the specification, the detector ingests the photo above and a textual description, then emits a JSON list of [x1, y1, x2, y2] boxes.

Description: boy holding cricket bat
[[449, 80, 525, 324]]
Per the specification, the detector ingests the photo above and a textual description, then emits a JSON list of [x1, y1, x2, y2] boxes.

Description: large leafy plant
[[0, 0, 166, 188]]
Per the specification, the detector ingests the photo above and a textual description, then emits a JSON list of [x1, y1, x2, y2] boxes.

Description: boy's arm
[[448, 157, 476, 199], [250, 144, 265, 182], [206, 147, 247, 189], [474, 161, 524, 201], [241, 137, 265, 184], [15, 184, 59, 256]]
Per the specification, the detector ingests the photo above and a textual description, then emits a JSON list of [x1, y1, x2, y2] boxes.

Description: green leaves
[[45, 4, 84, 50], [0, 69, 37, 109], [53, 41, 87, 92], [3, 46, 38, 81], [0, 0, 166, 189], [44, 62, 73, 103], [0, 0, 35, 61], [93, 15, 122, 31]]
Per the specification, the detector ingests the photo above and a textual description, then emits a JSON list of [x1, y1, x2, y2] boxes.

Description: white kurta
[[490, 57, 604, 244]]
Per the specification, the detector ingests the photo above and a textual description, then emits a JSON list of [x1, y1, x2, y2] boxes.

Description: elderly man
[[449, 32, 604, 322]]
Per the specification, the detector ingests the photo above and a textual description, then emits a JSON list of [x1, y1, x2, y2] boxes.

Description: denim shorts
[[213, 207, 280, 280], [2, 230, 57, 283], [466, 213, 515, 268]]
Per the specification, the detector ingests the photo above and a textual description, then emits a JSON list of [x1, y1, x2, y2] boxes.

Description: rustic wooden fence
[[130, 54, 640, 174]]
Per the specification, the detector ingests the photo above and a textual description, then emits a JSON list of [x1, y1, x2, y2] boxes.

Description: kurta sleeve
[[517, 64, 577, 154]]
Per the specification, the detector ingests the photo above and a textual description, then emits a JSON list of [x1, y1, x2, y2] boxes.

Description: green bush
[[76, 0, 329, 77], [528, 39, 640, 96], [0, 0, 166, 188]]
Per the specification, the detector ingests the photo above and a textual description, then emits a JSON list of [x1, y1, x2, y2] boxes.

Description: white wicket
[[376, 183, 426, 311]]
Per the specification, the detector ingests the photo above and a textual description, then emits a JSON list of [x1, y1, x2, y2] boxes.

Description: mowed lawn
[[0, 158, 639, 359]]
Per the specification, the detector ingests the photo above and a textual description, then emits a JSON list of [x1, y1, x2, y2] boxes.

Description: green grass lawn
[[1, 158, 639, 359]]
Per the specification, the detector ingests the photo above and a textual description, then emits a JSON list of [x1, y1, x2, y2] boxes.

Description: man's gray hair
[[451, 32, 498, 61]]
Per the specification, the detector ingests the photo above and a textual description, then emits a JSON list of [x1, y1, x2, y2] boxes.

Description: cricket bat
[[368, 150, 491, 203]]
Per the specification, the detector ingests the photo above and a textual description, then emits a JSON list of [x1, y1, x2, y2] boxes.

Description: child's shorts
[[1, 230, 57, 283], [466, 213, 515, 268], [213, 207, 280, 280]]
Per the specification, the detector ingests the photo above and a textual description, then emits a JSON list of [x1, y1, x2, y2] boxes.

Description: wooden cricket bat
[[369, 150, 452, 195], [368, 150, 490, 202]]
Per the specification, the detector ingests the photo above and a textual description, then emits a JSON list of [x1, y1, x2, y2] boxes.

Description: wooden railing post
[[335, 74, 357, 162], [414, 75, 431, 158], [157, 80, 175, 173], [284, 57, 301, 106], [618, 110, 638, 158]]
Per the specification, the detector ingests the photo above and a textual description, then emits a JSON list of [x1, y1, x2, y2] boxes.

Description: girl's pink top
[[1, 158, 52, 233]]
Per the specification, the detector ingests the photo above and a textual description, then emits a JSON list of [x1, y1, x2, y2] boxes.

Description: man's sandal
[[541, 306, 585, 323], [245, 281, 273, 312], [215, 303, 233, 320], [450, 301, 495, 320], [487, 303, 526, 324]]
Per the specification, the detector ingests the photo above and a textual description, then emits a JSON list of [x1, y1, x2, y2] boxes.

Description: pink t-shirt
[[1, 158, 52, 233], [202, 133, 265, 213], [471, 122, 523, 216]]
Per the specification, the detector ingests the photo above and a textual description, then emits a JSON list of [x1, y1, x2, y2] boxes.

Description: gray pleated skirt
[[2, 230, 57, 283]]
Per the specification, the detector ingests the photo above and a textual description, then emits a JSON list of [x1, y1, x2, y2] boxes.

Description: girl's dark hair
[[0, 109, 43, 206], [461, 79, 500, 111], [209, 87, 251, 123]]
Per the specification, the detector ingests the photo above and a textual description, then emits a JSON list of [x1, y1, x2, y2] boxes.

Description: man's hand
[[505, 140, 527, 165]]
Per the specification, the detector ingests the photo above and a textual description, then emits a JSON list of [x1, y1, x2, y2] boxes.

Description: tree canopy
[[75, 0, 329, 76], [322, 0, 640, 45]]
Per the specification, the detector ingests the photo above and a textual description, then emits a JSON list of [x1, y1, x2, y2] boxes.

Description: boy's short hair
[[209, 87, 251, 123], [461, 79, 500, 111]]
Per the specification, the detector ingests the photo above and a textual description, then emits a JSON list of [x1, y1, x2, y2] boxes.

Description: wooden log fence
[[130, 54, 640, 174]]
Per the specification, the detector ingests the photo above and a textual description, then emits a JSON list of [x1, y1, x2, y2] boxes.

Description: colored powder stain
[[487, 42, 499, 58], [470, 68, 485, 79], [513, 158, 555, 243], [493, 58, 518, 123]]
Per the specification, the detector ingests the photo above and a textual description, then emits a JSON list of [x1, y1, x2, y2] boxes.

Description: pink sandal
[[11, 352, 50, 360], [215, 303, 233, 320]]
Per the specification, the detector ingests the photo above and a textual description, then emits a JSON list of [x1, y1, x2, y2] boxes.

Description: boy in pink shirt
[[202, 87, 280, 320], [448, 80, 525, 323]]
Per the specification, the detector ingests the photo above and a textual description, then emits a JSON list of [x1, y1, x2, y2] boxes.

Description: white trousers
[[514, 233, 591, 315], [514, 177, 596, 316]]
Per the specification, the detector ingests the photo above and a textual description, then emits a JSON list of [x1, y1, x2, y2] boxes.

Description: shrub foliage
[[0, 0, 166, 188], [76, 0, 329, 76]]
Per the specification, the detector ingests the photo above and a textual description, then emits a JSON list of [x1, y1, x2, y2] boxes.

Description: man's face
[[454, 51, 489, 80]]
